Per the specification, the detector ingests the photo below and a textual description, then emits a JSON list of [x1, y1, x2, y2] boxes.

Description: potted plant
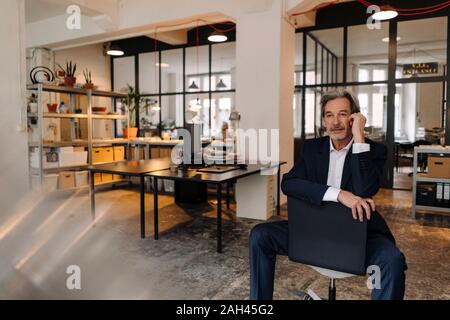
[[57, 61, 77, 87], [83, 69, 94, 89], [120, 83, 142, 138]]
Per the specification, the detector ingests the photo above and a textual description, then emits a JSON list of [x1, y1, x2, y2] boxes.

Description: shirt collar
[[329, 136, 354, 153]]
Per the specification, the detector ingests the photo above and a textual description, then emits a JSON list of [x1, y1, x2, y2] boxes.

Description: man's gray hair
[[320, 89, 360, 117]]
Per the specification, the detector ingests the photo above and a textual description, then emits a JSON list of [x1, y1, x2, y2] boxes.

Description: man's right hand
[[337, 190, 375, 222]]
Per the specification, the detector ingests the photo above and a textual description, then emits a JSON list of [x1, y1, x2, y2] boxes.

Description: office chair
[[287, 197, 368, 300]]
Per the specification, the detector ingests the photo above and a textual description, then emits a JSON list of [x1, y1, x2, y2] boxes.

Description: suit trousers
[[249, 220, 407, 300]]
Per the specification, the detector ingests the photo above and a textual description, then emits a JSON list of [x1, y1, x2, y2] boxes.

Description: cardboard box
[[160, 147, 172, 158], [73, 146, 86, 152], [75, 171, 88, 187], [103, 147, 114, 162], [59, 171, 75, 189], [113, 146, 125, 161], [94, 173, 102, 184], [150, 147, 160, 159], [428, 156, 450, 178], [92, 148, 104, 163], [101, 173, 113, 182]]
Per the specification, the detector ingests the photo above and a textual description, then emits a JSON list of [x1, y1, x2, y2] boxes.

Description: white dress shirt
[[322, 137, 370, 202]]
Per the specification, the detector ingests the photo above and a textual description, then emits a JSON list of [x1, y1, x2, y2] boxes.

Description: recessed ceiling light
[[382, 36, 401, 42]]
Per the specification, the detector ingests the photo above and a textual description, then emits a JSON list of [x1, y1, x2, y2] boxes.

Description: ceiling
[[25, 0, 99, 24], [25, 0, 67, 23]]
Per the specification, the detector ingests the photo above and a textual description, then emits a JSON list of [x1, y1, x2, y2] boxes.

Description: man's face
[[322, 97, 353, 141]]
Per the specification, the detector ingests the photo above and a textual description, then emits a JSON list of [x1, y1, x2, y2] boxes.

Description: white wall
[[236, 0, 295, 203], [54, 44, 111, 91], [0, 0, 28, 216]]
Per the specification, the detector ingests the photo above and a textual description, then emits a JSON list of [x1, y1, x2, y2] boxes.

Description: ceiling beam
[[150, 30, 188, 45]]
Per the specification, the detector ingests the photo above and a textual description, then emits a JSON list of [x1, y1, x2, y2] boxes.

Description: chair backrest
[[287, 197, 368, 275]]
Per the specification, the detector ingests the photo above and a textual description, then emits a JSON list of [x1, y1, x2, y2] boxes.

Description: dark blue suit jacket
[[281, 136, 395, 243]]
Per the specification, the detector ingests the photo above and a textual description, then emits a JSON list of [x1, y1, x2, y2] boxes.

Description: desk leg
[[145, 145, 150, 160], [217, 183, 222, 253], [140, 175, 145, 239], [89, 171, 95, 221], [153, 177, 159, 240], [277, 164, 281, 216], [226, 182, 230, 210]]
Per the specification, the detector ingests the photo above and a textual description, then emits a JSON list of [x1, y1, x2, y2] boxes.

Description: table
[[88, 158, 171, 238], [129, 138, 211, 160], [148, 162, 286, 253]]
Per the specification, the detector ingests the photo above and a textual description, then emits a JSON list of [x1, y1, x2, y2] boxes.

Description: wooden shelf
[[92, 139, 129, 145], [27, 84, 129, 190], [91, 90, 126, 98], [92, 114, 128, 120], [415, 145, 450, 154], [27, 84, 87, 95], [415, 205, 450, 214], [29, 141, 88, 147], [416, 174, 450, 183], [43, 165, 89, 173], [28, 113, 88, 119], [26, 84, 127, 98]]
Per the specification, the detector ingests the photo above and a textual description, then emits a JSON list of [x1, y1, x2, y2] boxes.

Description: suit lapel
[[317, 137, 330, 184], [340, 147, 352, 189]]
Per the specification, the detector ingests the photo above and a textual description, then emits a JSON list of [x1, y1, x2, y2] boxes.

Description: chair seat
[[309, 265, 355, 279]]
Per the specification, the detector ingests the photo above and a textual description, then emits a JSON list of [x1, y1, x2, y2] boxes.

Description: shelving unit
[[412, 145, 450, 218], [26, 83, 129, 189]]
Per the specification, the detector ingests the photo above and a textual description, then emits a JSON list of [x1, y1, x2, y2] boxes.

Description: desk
[[148, 162, 286, 253], [88, 158, 171, 238], [129, 138, 211, 160]]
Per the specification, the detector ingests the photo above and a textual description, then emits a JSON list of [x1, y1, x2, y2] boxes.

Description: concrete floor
[[0, 185, 449, 300]]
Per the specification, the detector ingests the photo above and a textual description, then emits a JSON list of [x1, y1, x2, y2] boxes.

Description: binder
[[443, 183, 450, 208], [436, 183, 443, 207]]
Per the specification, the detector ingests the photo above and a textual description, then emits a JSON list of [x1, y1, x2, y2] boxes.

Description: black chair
[[288, 197, 367, 300]]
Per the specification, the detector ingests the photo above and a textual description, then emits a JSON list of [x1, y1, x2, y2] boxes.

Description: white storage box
[[58, 146, 74, 153], [75, 171, 89, 187], [59, 151, 88, 167], [31, 174, 58, 192], [30, 148, 59, 169]]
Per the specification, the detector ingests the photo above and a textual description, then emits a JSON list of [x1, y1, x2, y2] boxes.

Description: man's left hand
[[349, 113, 366, 143]]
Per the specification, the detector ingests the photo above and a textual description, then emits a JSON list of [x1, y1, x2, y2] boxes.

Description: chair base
[[303, 278, 337, 300]]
